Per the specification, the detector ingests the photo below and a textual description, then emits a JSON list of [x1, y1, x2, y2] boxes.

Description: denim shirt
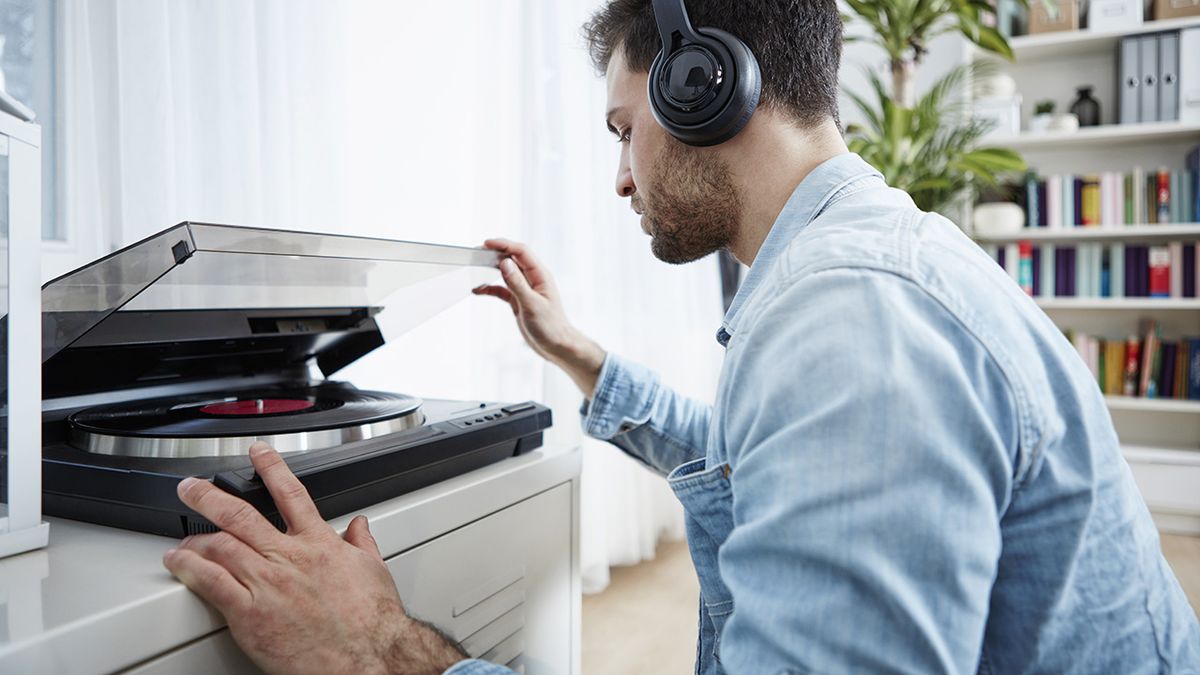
[[445, 154, 1200, 675]]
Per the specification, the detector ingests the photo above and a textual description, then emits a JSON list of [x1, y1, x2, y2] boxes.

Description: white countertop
[[0, 446, 581, 674]]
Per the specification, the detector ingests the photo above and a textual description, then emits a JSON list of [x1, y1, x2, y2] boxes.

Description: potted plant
[[1031, 100, 1055, 133], [842, 0, 1028, 218]]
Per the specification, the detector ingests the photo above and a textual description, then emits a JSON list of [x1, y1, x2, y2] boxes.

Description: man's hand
[[473, 239, 606, 398], [163, 442, 466, 675]]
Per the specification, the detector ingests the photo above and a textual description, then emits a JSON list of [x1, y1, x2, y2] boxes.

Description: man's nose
[[615, 166, 635, 198]]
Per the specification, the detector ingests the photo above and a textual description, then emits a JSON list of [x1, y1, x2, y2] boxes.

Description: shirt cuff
[[443, 658, 514, 674], [578, 353, 660, 439]]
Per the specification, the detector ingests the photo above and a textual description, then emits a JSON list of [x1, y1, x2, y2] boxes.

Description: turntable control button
[[464, 421, 473, 426], [475, 418, 485, 424], [501, 403, 536, 414]]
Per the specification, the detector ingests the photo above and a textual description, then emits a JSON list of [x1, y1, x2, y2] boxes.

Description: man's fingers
[[164, 547, 252, 613], [498, 258, 538, 304], [248, 443, 326, 535], [472, 285, 519, 315], [483, 239, 550, 289], [344, 515, 386, 565], [177, 476, 284, 551], [180, 531, 270, 583]]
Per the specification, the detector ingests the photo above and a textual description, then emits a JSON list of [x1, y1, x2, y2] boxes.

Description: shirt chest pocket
[[669, 458, 736, 670]]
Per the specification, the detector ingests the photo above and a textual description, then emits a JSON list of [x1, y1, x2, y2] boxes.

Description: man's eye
[[618, 129, 631, 144]]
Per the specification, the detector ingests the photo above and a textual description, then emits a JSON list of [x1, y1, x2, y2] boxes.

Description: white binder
[[1180, 28, 1200, 124]]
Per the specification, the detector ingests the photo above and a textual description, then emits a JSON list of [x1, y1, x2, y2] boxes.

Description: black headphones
[[648, 0, 762, 147]]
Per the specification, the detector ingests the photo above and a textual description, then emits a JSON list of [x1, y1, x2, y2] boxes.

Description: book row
[[1068, 321, 1200, 401], [985, 241, 1200, 298], [1016, 145, 1200, 229]]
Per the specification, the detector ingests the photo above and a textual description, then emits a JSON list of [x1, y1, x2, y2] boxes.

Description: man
[[164, 1, 1200, 673]]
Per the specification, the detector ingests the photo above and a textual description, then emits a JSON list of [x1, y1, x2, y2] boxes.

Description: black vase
[[1070, 86, 1101, 127]]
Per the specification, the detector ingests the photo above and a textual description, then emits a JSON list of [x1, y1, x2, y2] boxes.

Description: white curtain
[[58, 0, 725, 593]]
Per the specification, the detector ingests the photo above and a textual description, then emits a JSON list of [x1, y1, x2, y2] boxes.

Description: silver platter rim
[[70, 404, 425, 459]]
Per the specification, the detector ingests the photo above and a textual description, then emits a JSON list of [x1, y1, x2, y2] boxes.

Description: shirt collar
[[716, 153, 883, 347]]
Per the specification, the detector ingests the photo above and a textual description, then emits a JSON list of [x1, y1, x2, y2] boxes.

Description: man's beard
[[634, 141, 741, 265]]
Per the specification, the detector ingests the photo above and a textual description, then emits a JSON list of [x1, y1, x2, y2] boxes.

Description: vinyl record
[[68, 382, 424, 459]]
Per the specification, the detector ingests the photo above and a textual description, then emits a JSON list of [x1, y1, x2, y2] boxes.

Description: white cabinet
[[126, 483, 574, 674]]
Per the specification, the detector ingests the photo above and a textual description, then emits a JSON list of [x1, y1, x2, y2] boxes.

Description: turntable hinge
[[172, 240, 194, 265]]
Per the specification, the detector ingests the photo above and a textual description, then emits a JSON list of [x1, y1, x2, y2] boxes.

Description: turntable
[[9, 222, 552, 538]]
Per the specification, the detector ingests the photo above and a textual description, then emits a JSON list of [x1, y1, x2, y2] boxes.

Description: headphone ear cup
[[649, 27, 761, 147]]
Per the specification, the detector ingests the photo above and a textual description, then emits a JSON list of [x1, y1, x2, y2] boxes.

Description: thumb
[[345, 515, 385, 564], [499, 258, 537, 305]]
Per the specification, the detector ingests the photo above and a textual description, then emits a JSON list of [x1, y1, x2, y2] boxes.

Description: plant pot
[[973, 203, 1027, 237], [1030, 113, 1055, 133], [1048, 113, 1080, 132]]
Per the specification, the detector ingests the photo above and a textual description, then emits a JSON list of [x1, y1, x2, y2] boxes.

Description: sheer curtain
[[58, 0, 725, 593]]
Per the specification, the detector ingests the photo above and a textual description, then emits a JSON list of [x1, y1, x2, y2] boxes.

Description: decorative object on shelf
[[977, 96, 1024, 138], [1031, 100, 1056, 132], [977, 72, 1018, 100], [1049, 112, 1081, 132], [1087, 0, 1144, 31], [1154, 0, 1200, 20], [1070, 86, 1102, 126], [842, 0, 1027, 216], [974, 202, 1028, 237], [1029, 0, 1080, 33]]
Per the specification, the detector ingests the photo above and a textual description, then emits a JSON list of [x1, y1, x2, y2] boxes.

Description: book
[[1170, 242, 1184, 298], [1019, 241, 1033, 295], [1082, 176, 1100, 226], [1124, 337, 1141, 396], [1161, 342, 1177, 400], [1149, 246, 1171, 298], [1185, 244, 1197, 298], [1140, 320, 1160, 397], [1189, 338, 1200, 401]]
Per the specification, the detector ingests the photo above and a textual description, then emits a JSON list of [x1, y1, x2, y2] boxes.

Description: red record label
[[200, 399, 316, 416]]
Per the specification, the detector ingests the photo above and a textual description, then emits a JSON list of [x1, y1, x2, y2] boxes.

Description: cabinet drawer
[[125, 483, 573, 674]]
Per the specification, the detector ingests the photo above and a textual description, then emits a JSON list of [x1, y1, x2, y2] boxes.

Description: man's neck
[[725, 116, 849, 266]]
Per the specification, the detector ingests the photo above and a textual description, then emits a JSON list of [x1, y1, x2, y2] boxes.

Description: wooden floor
[[581, 535, 1200, 674]]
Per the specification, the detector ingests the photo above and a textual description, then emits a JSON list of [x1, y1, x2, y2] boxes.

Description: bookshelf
[[969, 18, 1200, 533], [989, 121, 1200, 151], [977, 223, 1200, 244], [973, 16, 1200, 60], [1036, 298, 1200, 311], [1106, 395, 1200, 414]]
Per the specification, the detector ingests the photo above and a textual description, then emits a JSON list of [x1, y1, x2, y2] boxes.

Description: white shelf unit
[[971, 22, 1200, 532], [989, 122, 1200, 151], [975, 16, 1200, 61], [977, 223, 1200, 243]]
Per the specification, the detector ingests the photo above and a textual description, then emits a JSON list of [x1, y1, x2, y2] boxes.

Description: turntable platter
[[68, 384, 424, 459]]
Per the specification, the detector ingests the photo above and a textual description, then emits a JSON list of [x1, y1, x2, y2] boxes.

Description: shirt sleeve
[[717, 268, 1018, 673], [442, 658, 514, 675], [579, 353, 711, 476]]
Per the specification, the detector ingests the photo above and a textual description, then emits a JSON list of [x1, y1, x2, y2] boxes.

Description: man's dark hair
[[583, 0, 842, 128]]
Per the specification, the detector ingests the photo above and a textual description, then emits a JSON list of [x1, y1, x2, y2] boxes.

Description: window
[[0, 0, 57, 240]]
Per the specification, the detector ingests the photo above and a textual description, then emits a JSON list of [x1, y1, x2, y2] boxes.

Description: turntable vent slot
[[183, 513, 286, 536]]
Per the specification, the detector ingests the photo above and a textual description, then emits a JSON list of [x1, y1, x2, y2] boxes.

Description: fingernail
[[178, 477, 198, 493], [164, 548, 177, 562], [500, 258, 515, 274], [249, 443, 269, 457]]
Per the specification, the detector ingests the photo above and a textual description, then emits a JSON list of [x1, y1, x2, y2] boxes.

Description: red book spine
[[1157, 169, 1171, 224], [1124, 338, 1141, 396], [1149, 246, 1171, 298]]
